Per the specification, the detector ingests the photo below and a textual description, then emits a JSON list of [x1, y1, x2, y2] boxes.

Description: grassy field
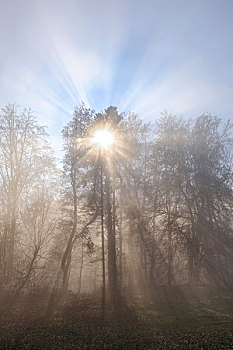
[[0, 294, 232, 349]]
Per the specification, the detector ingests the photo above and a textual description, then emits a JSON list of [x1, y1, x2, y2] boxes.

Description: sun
[[91, 129, 114, 149]]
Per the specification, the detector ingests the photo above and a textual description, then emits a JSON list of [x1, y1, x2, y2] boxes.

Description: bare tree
[[0, 104, 52, 289], [61, 103, 98, 294]]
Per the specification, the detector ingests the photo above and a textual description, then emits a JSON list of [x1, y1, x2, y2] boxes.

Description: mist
[[1, 1, 233, 349]]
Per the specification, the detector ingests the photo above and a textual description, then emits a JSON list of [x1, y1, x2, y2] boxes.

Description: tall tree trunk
[[100, 159, 106, 319], [62, 249, 72, 293], [7, 204, 16, 285], [166, 198, 173, 286], [119, 180, 123, 292], [105, 174, 118, 307], [78, 241, 84, 295], [61, 175, 77, 294]]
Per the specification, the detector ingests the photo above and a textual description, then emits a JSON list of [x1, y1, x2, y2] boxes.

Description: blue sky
[[0, 0, 232, 157]]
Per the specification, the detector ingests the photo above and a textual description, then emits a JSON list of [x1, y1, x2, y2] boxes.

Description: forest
[[0, 103, 233, 349]]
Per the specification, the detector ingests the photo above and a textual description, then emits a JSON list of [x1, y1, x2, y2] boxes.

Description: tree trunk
[[105, 174, 118, 307], [78, 242, 84, 295], [119, 180, 123, 292]]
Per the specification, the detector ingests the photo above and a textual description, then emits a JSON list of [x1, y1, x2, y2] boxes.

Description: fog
[[0, 103, 232, 348], [1, 1, 233, 347]]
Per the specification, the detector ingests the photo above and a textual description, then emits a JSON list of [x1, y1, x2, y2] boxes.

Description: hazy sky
[[0, 0, 232, 156]]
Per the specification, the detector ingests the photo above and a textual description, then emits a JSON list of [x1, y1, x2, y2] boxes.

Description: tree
[[154, 113, 233, 289], [61, 103, 98, 294], [7, 171, 59, 304], [0, 104, 52, 289], [95, 106, 124, 306]]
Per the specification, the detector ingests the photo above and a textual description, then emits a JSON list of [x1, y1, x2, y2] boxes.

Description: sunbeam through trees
[[0, 103, 233, 349]]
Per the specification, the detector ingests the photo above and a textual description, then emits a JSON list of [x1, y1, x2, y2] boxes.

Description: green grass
[[0, 295, 233, 349]]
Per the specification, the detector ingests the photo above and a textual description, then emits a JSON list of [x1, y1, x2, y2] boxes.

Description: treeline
[[0, 103, 233, 304]]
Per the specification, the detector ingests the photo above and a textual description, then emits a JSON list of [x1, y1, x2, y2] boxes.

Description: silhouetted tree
[[61, 103, 98, 294]]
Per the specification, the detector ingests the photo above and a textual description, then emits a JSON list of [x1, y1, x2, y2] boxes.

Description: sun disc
[[92, 129, 114, 149]]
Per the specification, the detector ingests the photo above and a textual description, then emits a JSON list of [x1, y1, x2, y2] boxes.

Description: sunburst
[[91, 128, 114, 150]]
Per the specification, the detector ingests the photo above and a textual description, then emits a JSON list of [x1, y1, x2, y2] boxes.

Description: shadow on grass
[[0, 292, 233, 349]]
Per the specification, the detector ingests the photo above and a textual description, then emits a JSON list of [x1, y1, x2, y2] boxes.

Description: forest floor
[[0, 293, 233, 349]]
